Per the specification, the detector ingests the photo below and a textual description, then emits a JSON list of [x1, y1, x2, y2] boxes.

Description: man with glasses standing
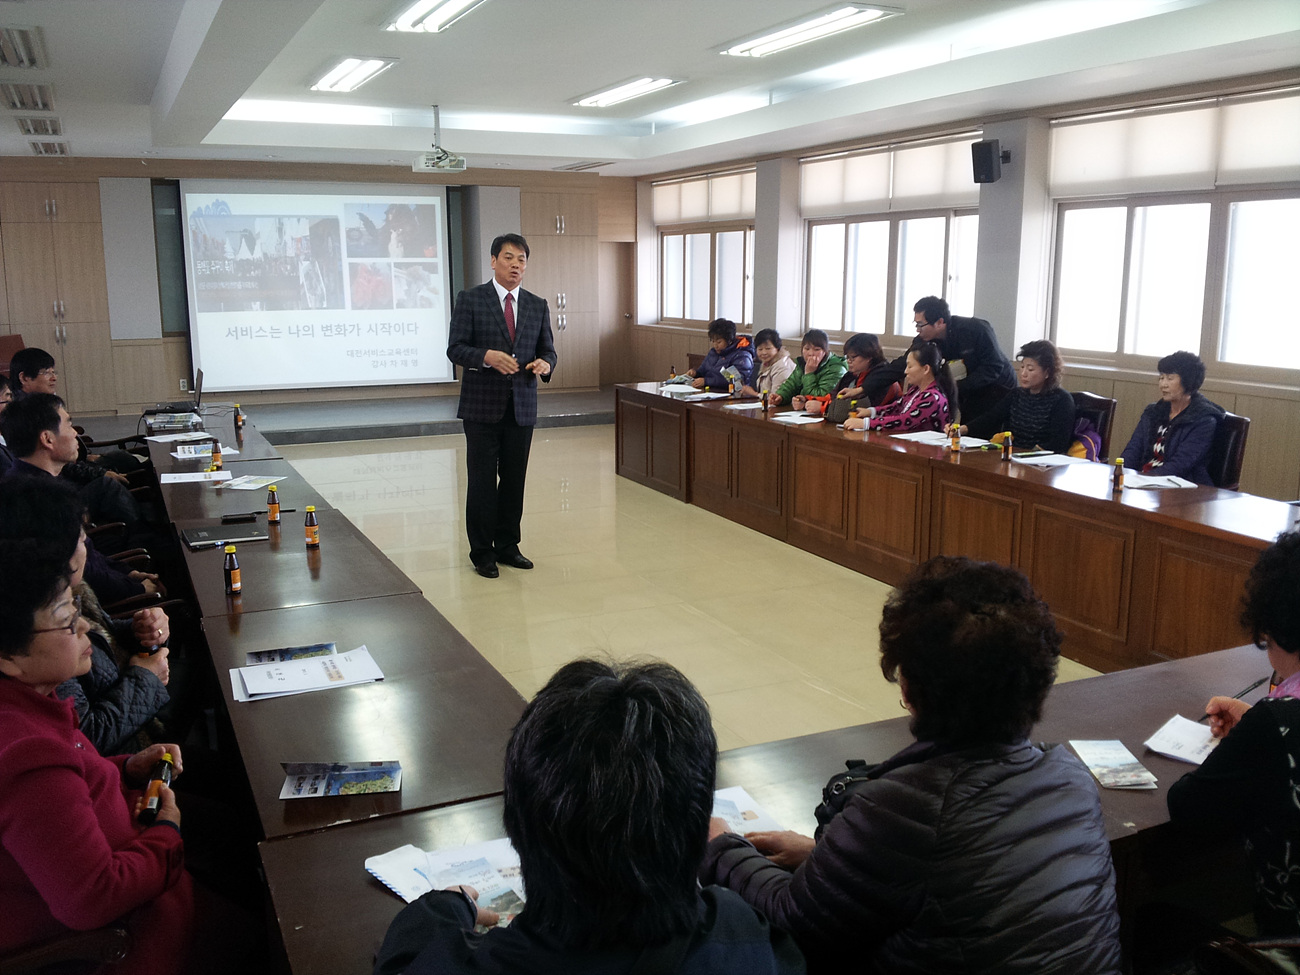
[[905, 296, 1015, 421]]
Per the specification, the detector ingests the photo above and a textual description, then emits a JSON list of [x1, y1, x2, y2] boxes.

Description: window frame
[[1048, 184, 1300, 385], [657, 219, 755, 328], [804, 206, 979, 339]]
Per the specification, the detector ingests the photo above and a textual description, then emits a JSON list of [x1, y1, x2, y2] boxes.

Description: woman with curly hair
[[701, 556, 1121, 974]]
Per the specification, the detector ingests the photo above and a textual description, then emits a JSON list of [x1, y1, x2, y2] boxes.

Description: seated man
[[688, 318, 754, 392], [374, 660, 805, 975], [1, 393, 158, 604]]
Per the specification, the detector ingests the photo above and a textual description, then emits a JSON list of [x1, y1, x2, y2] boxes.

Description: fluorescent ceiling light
[[386, 0, 491, 32], [721, 3, 902, 58], [576, 78, 677, 108], [310, 58, 397, 93]]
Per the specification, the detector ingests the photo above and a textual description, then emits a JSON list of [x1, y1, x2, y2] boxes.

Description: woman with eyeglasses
[[0, 482, 193, 973]]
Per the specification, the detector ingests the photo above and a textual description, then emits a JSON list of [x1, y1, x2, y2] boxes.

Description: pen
[[1198, 675, 1271, 721]]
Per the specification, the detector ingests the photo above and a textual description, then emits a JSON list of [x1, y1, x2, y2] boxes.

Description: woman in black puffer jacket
[[701, 557, 1121, 975]]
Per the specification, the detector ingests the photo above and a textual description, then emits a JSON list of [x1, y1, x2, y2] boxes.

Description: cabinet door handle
[[51, 199, 57, 219], [53, 301, 59, 320], [59, 300, 66, 319], [45, 199, 51, 218], [560, 215, 566, 235]]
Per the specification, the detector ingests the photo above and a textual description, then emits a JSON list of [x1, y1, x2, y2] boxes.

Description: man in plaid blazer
[[447, 233, 556, 578]]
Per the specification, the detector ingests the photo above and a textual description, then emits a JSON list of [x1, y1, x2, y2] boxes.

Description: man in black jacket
[[904, 295, 1015, 421]]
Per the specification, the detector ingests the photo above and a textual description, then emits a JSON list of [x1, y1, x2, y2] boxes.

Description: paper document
[[1070, 739, 1158, 789], [230, 645, 383, 702], [244, 642, 337, 665], [889, 430, 991, 448], [770, 412, 825, 425], [712, 787, 785, 834], [1122, 470, 1197, 489], [1144, 714, 1219, 765], [170, 442, 237, 459], [684, 392, 730, 401], [1009, 453, 1092, 467], [366, 838, 526, 926], [279, 761, 402, 800], [722, 401, 764, 410], [223, 475, 286, 491], [160, 470, 233, 484], [146, 431, 212, 444]]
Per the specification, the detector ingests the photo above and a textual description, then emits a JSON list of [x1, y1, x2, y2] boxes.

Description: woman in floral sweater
[[844, 342, 955, 433]]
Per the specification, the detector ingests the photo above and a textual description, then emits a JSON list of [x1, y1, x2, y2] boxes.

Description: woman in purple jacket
[[1119, 350, 1225, 484], [688, 319, 754, 392]]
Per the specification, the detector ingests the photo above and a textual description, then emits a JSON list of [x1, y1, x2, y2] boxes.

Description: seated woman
[[0, 520, 193, 974], [769, 329, 846, 411], [701, 557, 1121, 974], [375, 660, 805, 974], [688, 318, 754, 392], [1167, 531, 1300, 941], [843, 341, 954, 434], [740, 328, 796, 399], [962, 339, 1075, 453], [804, 332, 901, 416], [1119, 350, 1225, 484]]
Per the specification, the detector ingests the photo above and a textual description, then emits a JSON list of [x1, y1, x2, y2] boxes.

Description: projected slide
[[181, 183, 453, 391]]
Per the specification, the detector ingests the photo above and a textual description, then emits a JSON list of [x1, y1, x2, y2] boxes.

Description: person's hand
[[446, 885, 500, 927], [132, 607, 168, 650], [805, 399, 825, 415], [740, 384, 759, 398], [128, 570, 161, 596], [135, 783, 181, 829], [105, 470, 130, 486], [958, 424, 969, 436], [130, 646, 170, 686], [707, 816, 733, 842], [525, 359, 551, 377], [692, 377, 707, 389], [768, 393, 784, 407], [484, 350, 519, 374], [791, 395, 806, 411], [685, 369, 697, 378], [837, 386, 863, 399], [844, 416, 865, 431], [1205, 696, 1252, 738], [745, 830, 816, 870], [124, 742, 184, 786]]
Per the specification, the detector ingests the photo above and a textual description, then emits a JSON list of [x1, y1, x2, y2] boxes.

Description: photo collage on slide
[[343, 203, 441, 312]]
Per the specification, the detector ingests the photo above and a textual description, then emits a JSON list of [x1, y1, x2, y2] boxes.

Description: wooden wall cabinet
[[523, 210, 599, 389], [520, 190, 598, 237], [0, 182, 103, 224]]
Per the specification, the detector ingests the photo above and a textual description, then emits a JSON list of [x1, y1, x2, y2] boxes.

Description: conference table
[[156, 459, 326, 521], [615, 383, 1300, 672], [257, 644, 1263, 975]]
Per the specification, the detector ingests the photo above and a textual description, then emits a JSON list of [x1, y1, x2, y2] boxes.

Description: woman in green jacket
[[770, 330, 847, 410]]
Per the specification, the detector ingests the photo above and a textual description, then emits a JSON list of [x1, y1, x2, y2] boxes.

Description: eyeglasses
[[37, 368, 58, 378], [32, 594, 83, 637]]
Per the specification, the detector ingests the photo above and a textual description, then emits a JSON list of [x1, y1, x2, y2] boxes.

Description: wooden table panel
[[615, 396, 648, 478], [1025, 504, 1135, 644], [789, 439, 850, 542], [689, 411, 734, 512], [613, 386, 686, 500], [733, 420, 785, 523], [649, 403, 687, 498], [158, 459, 325, 523], [851, 454, 928, 574], [1148, 537, 1257, 660], [930, 476, 1021, 566]]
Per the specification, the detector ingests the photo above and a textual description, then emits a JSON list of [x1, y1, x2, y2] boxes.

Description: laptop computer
[[180, 521, 268, 550], [147, 368, 204, 415]]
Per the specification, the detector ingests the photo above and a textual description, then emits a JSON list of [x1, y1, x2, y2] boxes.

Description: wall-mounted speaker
[[971, 139, 1011, 183]]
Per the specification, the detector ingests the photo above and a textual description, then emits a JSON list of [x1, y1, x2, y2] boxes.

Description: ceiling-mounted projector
[[413, 105, 466, 173]]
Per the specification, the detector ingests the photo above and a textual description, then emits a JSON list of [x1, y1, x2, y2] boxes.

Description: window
[[807, 210, 978, 335], [1220, 198, 1300, 368], [659, 225, 754, 325]]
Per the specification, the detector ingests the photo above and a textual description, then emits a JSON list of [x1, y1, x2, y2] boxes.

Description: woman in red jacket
[[0, 507, 193, 975]]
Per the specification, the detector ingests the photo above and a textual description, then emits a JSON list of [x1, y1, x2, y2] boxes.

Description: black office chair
[[1206, 411, 1251, 491], [0, 925, 130, 974], [1071, 390, 1118, 460]]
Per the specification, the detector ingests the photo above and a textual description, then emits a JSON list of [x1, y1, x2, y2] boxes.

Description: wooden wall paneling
[[109, 339, 168, 408], [731, 418, 786, 534], [598, 241, 634, 386], [1234, 392, 1300, 501], [0, 182, 53, 223], [1023, 502, 1136, 670], [648, 403, 687, 499], [52, 222, 110, 323], [1142, 534, 1258, 662], [929, 469, 1021, 566], [787, 436, 851, 544], [1107, 379, 1157, 460], [597, 178, 637, 242], [1064, 375, 1116, 399], [49, 183, 101, 223], [688, 410, 735, 515], [2, 222, 58, 324], [162, 337, 194, 398], [64, 323, 117, 414], [850, 451, 929, 582]]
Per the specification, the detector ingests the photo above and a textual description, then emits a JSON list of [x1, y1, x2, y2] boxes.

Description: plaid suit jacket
[[446, 281, 556, 424]]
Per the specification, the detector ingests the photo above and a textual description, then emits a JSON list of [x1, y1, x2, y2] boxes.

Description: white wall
[[100, 178, 164, 340]]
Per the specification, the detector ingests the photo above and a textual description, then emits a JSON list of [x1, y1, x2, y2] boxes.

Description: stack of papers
[[1144, 714, 1219, 765], [770, 412, 824, 425], [890, 430, 991, 448], [1070, 739, 1158, 789], [684, 391, 730, 401], [1009, 453, 1092, 468], [223, 475, 286, 491], [1122, 470, 1197, 489], [722, 401, 764, 410], [146, 430, 212, 444], [160, 470, 233, 484], [230, 644, 383, 702]]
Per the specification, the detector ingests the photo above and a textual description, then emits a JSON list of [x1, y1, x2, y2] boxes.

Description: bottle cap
[[268, 485, 277, 493], [306, 505, 316, 512], [161, 752, 174, 764], [234, 403, 240, 408], [224, 544, 236, 553]]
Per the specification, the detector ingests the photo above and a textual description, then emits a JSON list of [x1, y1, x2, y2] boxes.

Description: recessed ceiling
[[0, 0, 1296, 176]]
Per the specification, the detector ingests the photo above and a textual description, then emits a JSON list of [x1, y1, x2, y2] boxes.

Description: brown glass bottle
[[223, 544, 241, 594], [266, 485, 280, 524], [304, 505, 320, 547], [211, 439, 223, 470], [138, 752, 174, 825]]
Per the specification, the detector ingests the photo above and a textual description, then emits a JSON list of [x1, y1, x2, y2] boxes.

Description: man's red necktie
[[504, 292, 516, 343]]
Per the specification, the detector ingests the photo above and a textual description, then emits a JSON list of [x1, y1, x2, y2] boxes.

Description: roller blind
[[652, 170, 756, 224], [800, 134, 980, 218]]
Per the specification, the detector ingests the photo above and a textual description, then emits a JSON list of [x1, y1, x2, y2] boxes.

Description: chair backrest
[[0, 333, 26, 379], [1207, 411, 1250, 491], [1071, 390, 1118, 460]]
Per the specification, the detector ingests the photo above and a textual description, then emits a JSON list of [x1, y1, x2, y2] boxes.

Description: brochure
[[280, 761, 402, 799], [1070, 739, 1158, 789]]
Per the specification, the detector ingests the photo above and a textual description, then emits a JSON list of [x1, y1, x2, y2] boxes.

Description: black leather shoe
[[496, 551, 534, 570], [474, 562, 499, 578]]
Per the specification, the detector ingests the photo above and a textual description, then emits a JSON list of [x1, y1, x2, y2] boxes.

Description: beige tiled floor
[[281, 425, 1099, 751]]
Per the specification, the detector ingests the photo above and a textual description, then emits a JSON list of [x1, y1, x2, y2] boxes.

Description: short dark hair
[[1156, 350, 1206, 395], [0, 373, 10, 398], [908, 341, 959, 416], [879, 557, 1060, 743], [913, 296, 950, 325], [1017, 339, 1064, 390], [706, 318, 737, 343], [753, 328, 782, 350], [1241, 532, 1300, 656], [801, 329, 830, 352], [10, 347, 55, 390], [843, 332, 885, 366], [490, 233, 530, 260], [0, 478, 82, 659], [503, 659, 717, 949], [0, 392, 66, 458]]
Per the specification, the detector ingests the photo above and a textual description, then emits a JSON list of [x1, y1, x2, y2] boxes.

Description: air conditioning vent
[[554, 161, 612, 172], [16, 116, 61, 136], [1, 83, 55, 111], [0, 27, 48, 70], [29, 140, 69, 156]]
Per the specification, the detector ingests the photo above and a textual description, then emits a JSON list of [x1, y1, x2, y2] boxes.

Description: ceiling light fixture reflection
[[575, 77, 677, 108], [720, 3, 903, 58], [386, 0, 491, 33], [310, 57, 397, 93]]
